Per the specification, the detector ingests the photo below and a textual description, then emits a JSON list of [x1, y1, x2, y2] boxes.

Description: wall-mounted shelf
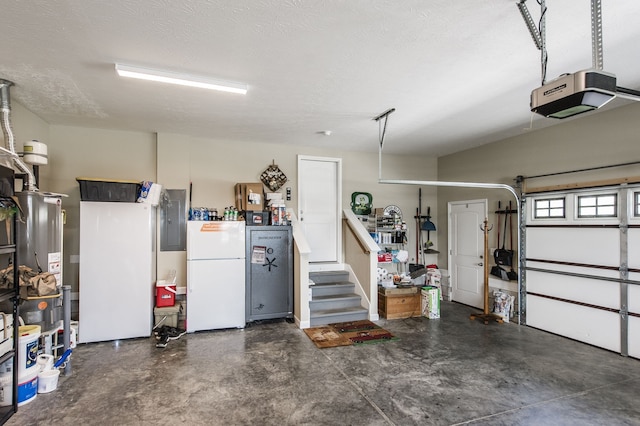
[[369, 211, 408, 274]]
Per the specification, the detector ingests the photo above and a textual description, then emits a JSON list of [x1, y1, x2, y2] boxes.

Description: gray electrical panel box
[[245, 226, 293, 322], [160, 189, 186, 251]]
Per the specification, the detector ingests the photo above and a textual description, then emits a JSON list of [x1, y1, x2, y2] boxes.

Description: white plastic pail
[[37, 369, 60, 394], [17, 369, 38, 406], [18, 325, 41, 377]]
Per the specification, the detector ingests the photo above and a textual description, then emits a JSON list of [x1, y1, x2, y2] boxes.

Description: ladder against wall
[[523, 180, 639, 359]]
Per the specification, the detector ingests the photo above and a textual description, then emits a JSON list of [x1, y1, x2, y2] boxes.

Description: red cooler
[[155, 282, 176, 307]]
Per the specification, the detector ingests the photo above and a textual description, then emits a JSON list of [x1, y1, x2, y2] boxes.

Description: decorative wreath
[[260, 161, 288, 192]]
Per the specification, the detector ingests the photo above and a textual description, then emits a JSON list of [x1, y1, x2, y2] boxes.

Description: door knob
[[477, 262, 483, 266]]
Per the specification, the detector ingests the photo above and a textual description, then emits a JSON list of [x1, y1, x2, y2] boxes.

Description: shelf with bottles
[[368, 213, 407, 246]]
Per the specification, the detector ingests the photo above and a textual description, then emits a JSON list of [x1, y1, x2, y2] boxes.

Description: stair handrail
[[342, 209, 380, 253], [287, 209, 312, 328], [342, 209, 381, 321], [288, 209, 311, 255]]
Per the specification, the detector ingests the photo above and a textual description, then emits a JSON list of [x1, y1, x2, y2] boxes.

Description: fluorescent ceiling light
[[115, 64, 247, 95]]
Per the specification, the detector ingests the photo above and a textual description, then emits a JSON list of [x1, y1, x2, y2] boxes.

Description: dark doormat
[[303, 320, 397, 349]]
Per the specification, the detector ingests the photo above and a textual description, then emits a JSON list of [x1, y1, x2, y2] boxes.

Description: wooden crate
[[378, 288, 421, 319]]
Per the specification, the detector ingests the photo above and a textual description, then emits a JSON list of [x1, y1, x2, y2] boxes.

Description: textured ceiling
[[1, 1, 640, 156]]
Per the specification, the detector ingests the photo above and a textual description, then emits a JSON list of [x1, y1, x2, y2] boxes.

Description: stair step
[[309, 270, 350, 285], [310, 306, 369, 327], [311, 282, 355, 297], [310, 294, 362, 311]]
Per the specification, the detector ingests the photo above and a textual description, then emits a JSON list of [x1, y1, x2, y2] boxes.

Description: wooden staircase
[[309, 270, 368, 326]]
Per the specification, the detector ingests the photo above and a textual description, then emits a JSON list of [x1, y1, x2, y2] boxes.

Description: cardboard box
[[421, 286, 441, 319], [378, 286, 418, 296], [378, 288, 421, 319], [235, 183, 264, 211]]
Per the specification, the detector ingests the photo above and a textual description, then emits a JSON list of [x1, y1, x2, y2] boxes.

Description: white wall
[[436, 102, 640, 270], [12, 98, 640, 295], [8, 102, 438, 295], [157, 134, 438, 287]]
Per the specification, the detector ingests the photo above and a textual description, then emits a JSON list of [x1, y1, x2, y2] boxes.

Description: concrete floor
[[7, 301, 640, 426]]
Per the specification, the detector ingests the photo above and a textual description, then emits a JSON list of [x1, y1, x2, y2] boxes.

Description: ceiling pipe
[[0, 79, 37, 191]]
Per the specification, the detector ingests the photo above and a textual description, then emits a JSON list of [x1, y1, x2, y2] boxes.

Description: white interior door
[[449, 200, 486, 309], [297, 155, 342, 263]]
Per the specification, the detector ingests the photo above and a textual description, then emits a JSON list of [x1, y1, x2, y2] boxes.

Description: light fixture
[[114, 64, 247, 95]]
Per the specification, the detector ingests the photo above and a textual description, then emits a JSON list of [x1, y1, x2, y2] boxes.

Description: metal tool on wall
[[421, 207, 437, 246], [507, 201, 518, 281], [494, 202, 514, 268], [414, 188, 438, 266], [414, 188, 424, 267], [490, 201, 507, 279]]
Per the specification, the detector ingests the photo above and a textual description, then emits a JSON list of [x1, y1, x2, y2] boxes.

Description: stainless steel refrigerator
[[186, 221, 245, 332], [79, 202, 156, 343]]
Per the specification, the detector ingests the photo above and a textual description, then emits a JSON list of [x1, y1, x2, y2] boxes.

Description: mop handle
[[54, 348, 72, 369]]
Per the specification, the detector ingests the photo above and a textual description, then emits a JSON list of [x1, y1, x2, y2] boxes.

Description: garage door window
[[534, 197, 565, 218], [577, 193, 617, 218], [635, 191, 640, 217]]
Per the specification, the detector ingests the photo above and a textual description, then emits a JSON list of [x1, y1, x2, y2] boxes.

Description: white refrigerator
[[79, 202, 156, 343], [187, 221, 246, 332]]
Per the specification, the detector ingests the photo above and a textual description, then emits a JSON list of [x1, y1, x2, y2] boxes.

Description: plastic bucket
[[0, 373, 12, 407], [37, 354, 54, 372], [17, 369, 38, 406], [18, 325, 41, 377], [37, 369, 60, 394]]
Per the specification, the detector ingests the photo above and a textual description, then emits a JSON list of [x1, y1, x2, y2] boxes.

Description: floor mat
[[304, 320, 397, 348]]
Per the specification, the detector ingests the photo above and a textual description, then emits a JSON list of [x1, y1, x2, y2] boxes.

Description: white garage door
[[524, 184, 640, 358]]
